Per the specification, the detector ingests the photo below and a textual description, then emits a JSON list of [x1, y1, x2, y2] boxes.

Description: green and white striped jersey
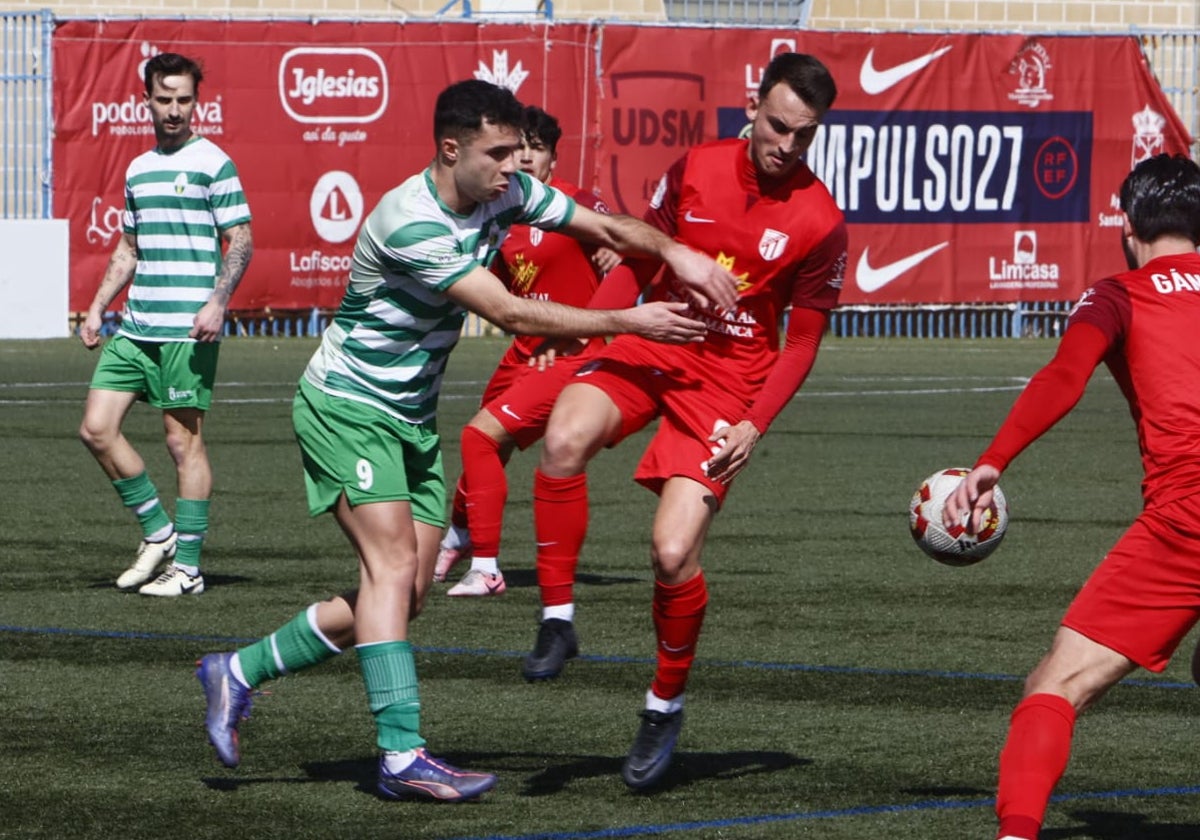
[[303, 167, 575, 425], [119, 136, 251, 343]]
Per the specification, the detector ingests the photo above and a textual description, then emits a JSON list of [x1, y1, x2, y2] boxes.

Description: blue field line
[[443, 784, 1200, 840], [2, 623, 1194, 690]]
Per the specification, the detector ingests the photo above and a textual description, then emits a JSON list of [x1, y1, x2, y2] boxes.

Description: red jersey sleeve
[[584, 159, 684, 310], [975, 285, 1127, 472], [642, 154, 687, 238], [788, 220, 848, 311], [743, 306, 828, 433]]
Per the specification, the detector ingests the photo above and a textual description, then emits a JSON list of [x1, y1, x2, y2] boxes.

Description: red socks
[[650, 572, 708, 701], [533, 469, 588, 606], [995, 692, 1077, 839], [460, 425, 506, 558]]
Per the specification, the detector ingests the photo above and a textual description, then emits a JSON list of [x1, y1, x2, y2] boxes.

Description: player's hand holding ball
[[909, 466, 1008, 566]]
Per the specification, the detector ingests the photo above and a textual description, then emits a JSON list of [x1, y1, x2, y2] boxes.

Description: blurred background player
[[523, 52, 847, 789], [78, 52, 253, 597], [435, 105, 621, 596], [945, 153, 1200, 840], [194, 80, 737, 802]]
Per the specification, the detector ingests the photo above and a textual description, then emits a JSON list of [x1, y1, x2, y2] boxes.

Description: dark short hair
[[143, 53, 203, 98], [433, 80, 524, 143], [758, 52, 837, 114], [1120, 153, 1200, 245], [522, 105, 562, 153]]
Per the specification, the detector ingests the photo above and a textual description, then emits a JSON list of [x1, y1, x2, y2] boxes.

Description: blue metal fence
[[0, 10, 52, 219]]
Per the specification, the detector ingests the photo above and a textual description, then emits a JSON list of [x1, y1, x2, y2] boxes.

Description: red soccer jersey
[[1067, 252, 1200, 506], [493, 177, 609, 361], [643, 138, 846, 385]]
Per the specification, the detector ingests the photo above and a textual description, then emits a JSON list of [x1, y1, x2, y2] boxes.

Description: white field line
[[0, 378, 1030, 406]]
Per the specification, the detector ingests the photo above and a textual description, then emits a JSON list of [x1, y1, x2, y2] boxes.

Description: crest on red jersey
[[758, 228, 788, 261]]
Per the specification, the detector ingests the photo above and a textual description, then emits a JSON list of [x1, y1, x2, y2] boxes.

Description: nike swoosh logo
[[860, 46, 952, 95], [661, 641, 691, 653], [499, 404, 521, 421], [684, 210, 716, 224], [855, 242, 949, 293], [536, 540, 557, 547]]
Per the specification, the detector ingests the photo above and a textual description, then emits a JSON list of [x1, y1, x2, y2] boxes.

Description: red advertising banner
[[53, 19, 597, 311], [596, 29, 1191, 304], [54, 22, 1189, 311]]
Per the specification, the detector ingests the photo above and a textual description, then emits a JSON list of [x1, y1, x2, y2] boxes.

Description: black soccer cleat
[[621, 709, 683, 790], [521, 618, 578, 681]]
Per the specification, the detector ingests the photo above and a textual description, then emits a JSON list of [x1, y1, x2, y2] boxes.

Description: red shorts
[[1063, 492, 1200, 672], [572, 334, 757, 504], [481, 342, 603, 450]]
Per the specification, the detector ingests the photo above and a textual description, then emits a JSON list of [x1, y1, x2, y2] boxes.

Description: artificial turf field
[[3, 334, 1200, 840]]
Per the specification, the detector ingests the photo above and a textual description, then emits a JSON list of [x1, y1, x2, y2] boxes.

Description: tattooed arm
[[191, 222, 254, 342], [80, 233, 139, 349]]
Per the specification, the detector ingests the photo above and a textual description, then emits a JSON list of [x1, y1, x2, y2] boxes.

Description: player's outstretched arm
[[81, 233, 138, 349], [944, 321, 1111, 535], [562, 205, 738, 312], [445, 265, 706, 344]]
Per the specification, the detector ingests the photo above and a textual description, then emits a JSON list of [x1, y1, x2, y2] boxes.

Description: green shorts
[[90, 335, 219, 411], [292, 379, 446, 526]]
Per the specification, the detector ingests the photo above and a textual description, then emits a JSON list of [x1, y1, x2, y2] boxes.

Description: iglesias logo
[[279, 48, 387, 124], [309, 171, 364, 244]]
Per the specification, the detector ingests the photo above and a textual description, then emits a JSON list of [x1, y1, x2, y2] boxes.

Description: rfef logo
[[279, 48, 387, 125]]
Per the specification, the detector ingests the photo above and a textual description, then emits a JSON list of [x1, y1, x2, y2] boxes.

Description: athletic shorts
[[571, 334, 755, 505], [292, 379, 445, 526], [90, 335, 219, 411], [481, 343, 604, 450], [1063, 492, 1200, 672]]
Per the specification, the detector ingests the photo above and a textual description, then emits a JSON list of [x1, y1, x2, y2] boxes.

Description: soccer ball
[[909, 467, 1008, 566]]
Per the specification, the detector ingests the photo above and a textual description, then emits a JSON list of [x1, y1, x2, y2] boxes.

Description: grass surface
[[2, 335, 1199, 839]]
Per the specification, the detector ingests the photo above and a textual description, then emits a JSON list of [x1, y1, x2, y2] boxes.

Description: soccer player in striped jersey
[[946, 154, 1200, 840], [79, 52, 253, 597], [435, 105, 622, 596], [195, 80, 738, 802]]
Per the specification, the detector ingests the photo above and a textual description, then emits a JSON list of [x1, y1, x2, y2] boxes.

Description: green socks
[[173, 498, 209, 571], [112, 472, 172, 539], [237, 606, 342, 687], [358, 640, 424, 752]]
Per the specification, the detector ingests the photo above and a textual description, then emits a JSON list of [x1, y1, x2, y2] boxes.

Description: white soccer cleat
[[447, 569, 506, 597], [138, 564, 205, 597], [116, 532, 178, 590], [433, 545, 471, 583]]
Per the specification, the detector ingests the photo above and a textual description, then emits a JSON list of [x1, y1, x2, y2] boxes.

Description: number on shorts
[[356, 459, 374, 490]]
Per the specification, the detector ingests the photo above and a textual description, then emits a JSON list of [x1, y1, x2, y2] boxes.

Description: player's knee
[[164, 428, 204, 467], [541, 420, 598, 473], [79, 416, 111, 453], [650, 538, 697, 580]]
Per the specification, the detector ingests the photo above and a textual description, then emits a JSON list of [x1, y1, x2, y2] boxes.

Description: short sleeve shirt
[[118, 136, 251, 342], [302, 168, 575, 424]]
